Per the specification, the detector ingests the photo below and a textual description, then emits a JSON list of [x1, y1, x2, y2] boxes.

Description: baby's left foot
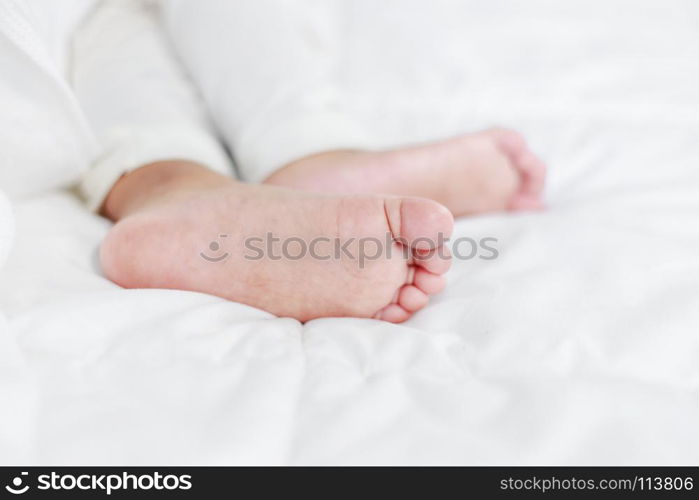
[[264, 128, 546, 217]]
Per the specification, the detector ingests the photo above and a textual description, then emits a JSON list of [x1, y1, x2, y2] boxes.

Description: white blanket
[[2, 0, 699, 464]]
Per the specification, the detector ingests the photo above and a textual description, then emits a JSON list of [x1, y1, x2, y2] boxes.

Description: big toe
[[488, 128, 547, 211], [488, 127, 527, 157], [384, 197, 454, 251]]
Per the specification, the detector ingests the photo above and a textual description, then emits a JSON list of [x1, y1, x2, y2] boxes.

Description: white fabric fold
[[0, 190, 13, 270], [72, 0, 233, 210], [162, 0, 372, 182], [0, 0, 98, 199]]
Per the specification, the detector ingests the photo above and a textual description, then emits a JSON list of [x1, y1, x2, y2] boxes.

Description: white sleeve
[[71, 0, 233, 211], [161, 0, 371, 183]]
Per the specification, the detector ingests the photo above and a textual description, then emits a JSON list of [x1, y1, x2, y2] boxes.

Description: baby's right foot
[[100, 164, 453, 323], [265, 128, 546, 217]]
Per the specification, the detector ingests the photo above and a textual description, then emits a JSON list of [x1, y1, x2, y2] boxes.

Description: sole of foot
[[101, 182, 454, 323]]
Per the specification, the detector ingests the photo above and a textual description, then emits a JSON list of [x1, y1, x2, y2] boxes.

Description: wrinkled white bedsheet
[[2, 0, 699, 464]]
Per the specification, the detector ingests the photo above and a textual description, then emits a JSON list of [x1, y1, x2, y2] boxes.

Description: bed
[[1, 0, 698, 464]]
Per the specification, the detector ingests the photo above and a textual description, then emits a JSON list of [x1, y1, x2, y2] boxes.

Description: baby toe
[[374, 303, 412, 323]]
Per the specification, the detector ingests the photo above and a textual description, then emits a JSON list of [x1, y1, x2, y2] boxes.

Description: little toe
[[374, 303, 412, 323]]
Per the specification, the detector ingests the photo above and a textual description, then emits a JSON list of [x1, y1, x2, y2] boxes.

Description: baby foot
[[100, 178, 453, 323], [264, 128, 546, 217]]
